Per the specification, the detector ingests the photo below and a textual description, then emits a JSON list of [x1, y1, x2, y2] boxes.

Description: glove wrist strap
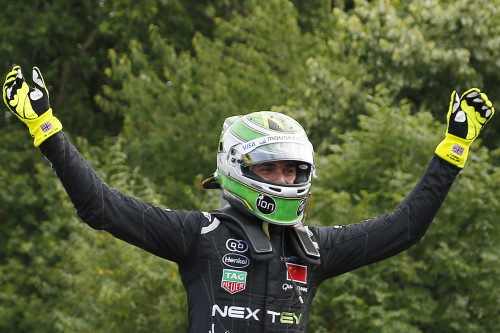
[[435, 134, 471, 168], [24, 109, 63, 147]]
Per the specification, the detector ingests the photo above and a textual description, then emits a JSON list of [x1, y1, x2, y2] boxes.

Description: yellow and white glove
[[435, 88, 494, 168], [3, 65, 62, 147]]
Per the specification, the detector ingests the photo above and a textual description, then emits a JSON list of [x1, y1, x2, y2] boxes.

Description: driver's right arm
[[3, 65, 202, 263], [41, 132, 202, 263]]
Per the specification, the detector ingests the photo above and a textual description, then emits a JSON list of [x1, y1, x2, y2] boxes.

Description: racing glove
[[435, 88, 494, 168], [3, 65, 62, 147]]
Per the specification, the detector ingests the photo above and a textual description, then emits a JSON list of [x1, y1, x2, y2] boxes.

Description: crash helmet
[[213, 111, 316, 226]]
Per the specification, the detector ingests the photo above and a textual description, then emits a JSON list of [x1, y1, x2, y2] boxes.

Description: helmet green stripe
[[229, 120, 266, 142]]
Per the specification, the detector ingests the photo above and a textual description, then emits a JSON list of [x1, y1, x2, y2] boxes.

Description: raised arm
[[314, 88, 495, 280], [3, 65, 203, 263]]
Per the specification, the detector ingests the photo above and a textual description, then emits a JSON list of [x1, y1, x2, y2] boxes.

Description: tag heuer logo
[[221, 269, 247, 294]]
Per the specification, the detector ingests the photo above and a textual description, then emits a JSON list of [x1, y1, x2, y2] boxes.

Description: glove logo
[[30, 89, 43, 101], [40, 121, 53, 133], [452, 144, 464, 156], [454, 111, 466, 123]]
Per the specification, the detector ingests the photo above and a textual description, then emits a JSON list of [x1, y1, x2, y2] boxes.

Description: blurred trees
[[0, 0, 498, 332]]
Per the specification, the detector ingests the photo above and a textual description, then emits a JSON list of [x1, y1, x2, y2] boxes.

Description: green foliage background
[[1, 0, 499, 332]]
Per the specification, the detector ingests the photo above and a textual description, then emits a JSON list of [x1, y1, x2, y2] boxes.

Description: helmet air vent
[[268, 186, 282, 193]]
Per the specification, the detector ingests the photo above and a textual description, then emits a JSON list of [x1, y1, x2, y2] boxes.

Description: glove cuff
[[435, 134, 471, 168], [24, 109, 63, 147]]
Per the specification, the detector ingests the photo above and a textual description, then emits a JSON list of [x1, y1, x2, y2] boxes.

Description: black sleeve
[[313, 155, 460, 281], [39, 132, 203, 263]]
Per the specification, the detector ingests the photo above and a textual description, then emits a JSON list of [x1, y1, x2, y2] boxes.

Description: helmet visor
[[242, 141, 314, 166], [234, 134, 314, 166]]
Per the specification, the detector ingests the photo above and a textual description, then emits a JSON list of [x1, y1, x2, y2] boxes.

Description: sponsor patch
[[286, 263, 307, 284], [226, 238, 249, 253], [241, 141, 256, 151], [282, 282, 308, 293], [211, 304, 303, 325], [296, 197, 307, 216], [256, 193, 276, 215], [212, 304, 260, 320], [239, 135, 307, 154], [222, 253, 250, 269], [221, 269, 247, 294]]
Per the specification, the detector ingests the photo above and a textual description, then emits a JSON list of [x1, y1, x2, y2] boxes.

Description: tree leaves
[[1, 0, 499, 332]]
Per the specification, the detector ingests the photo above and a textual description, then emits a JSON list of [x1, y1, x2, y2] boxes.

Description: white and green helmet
[[213, 111, 316, 226]]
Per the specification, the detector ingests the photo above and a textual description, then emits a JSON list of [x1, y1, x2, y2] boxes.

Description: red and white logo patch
[[221, 269, 247, 294]]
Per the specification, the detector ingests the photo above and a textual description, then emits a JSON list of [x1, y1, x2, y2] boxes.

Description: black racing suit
[[40, 132, 460, 333]]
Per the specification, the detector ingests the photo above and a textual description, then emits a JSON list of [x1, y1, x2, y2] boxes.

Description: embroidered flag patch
[[451, 144, 464, 156], [40, 121, 53, 133], [286, 263, 307, 284]]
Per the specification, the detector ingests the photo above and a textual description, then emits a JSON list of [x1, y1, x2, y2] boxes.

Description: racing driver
[[2, 65, 495, 332]]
